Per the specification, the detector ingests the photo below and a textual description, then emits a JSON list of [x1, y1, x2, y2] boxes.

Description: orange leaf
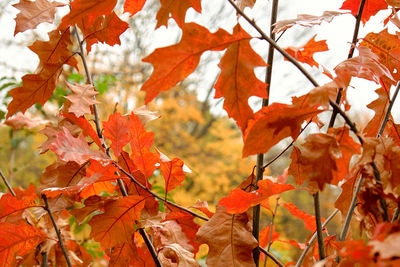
[[340, 0, 388, 25], [219, 188, 266, 214], [282, 202, 322, 232], [78, 12, 129, 53], [128, 113, 159, 178], [4, 112, 48, 130], [284, 35, 328, 67], [0, 194, 37, 222], [13, 0, 64, 35], [195, 206, 258, 267], [243, 102, 322, 157], [160, 158, 186, 196], [103, 112, 130, 157], [49, 127, 109, 165], [124, 0, 146, 16], [141, 22, 251, 103], [156, 0, 201, 28], [60, 0, 117, 29], [191, 200, 214, 218], [64, 82, 99, 117], [214, 24, 268, 132], [0, 223, 46, 266], [89, 196, 146, 248]]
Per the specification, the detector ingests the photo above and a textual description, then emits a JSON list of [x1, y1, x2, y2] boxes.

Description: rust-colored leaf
[[214, 24, 268, 132], [0, 194, 37, 222], [284, 35, 328, 67], [141, 23, 251, 103], [124, 0, 146, 16], [160, 158, 186, 197], [62, 113, 102, 149], [156, 0, 201, 28], [78, 12, 129, 53], [103, 112, 130, 157], [13, 0, 64, 35], [196, 206, 258, 267]]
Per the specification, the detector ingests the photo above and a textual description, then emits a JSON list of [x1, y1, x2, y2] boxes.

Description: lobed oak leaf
[[236, 0, 256, 9], [141, 22, 251, 103], [195, 206, 258, 267], [59, 0, 118, 29], [78, 12, 129, 53], [158, 243, 200, 267], [49, 127, 109, 165], [340, 0, 388, 25], [214, 24, 268, 132], [273, 11, 345, 33], [190, 200, 214, 218], [103, 112, 130, 157], [243, 102, 322, 157], [62, 113, 102, 148], [282, 202, 323, 232], [124, 0, 147, 16], [4, 112, 48, 130], [219, 188, 265, 214], [89, 195, 146, 248], [13, 0, 64, 35], [128, 113, 159, 178], [156, 0, 201, 28], [160, 157, 186, 197], [361, 29, 400, 82], [333, 46, 395, 88], [284, 35, 328, 67], [0, 194, 37, 222], [0, 222, 46, 266], [64, 82, 99, 117], [39, 119, 81, 154]]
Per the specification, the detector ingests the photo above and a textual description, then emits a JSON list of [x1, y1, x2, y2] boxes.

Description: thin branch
[[253, 1, 279, 264], [73, 27, 128, 197], [114, 162, 209, 221], [329, 0, 366, 127], [41, 251, 48, 267], [313, 192, 325, 260], [42, 194, 72, 267], [0, 168, 15, 196], [296, 209, 339, 267], [258, 246, 284, 267], [138, 228, 162, 267]]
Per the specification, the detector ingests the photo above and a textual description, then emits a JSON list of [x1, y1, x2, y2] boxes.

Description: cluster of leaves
[[1, 0, 400, 266]]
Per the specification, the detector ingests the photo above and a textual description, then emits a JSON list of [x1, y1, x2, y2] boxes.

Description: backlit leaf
[[340, 0, 388, 24], [284, 35, 328, 67], [156, 0, 201, 28], [103, 112, 130, 157], [64, 82, 99, 117]]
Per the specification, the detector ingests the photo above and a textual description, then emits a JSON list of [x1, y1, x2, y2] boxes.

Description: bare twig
[[138, 228, 162, 267], [0, 168, 15, 196], [42, 194, 72, 267], [313, 192, 325, 260], [41, 251, 48, 267], [258, 246, 284, 267], [296, 209, 339, 267], [253, 1, 279, 264]]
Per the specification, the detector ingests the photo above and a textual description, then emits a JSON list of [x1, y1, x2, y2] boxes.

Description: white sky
[[0, 0, 399, 122]]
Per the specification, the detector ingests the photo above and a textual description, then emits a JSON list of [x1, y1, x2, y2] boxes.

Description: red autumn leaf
[[59, 0, 118, 29], [191, 200, 214, 218], [195, 206, 258, 267], [78, 12, 129, 53], [62, 113, 102, 149], [214, 24, 268, 132], [103, 112, 130, 157], [89, 195, 146, 248], [49, 127, 109, 165], [334, 46, 394, 89], [0, 194, 37, 222], [0, 222, 46, 266], [160, 158, 186, 196], [273, 11, 345, 33], [289, 133, 342, 191], [219, 188, 266, 214], [361, 29, 400, 82], [64, 82, 99, 117], [7, 28, 77, 118], [284, 35, 328, 67], [282, 202, 323, 232], [242, 102, 322, 157], [156, 0, 201, 28], [141, 22, 251, 103], [340, 0, 388, 24], [259, 225, 280, 247], [128, 113, 159, 178], [257, 179, 295, 197], [13, 0, 64, 35], [124, 0, 146, 16]]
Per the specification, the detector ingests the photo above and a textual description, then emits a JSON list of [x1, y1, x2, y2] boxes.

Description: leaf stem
[[252, 1, 279, 264], [114, 162, 209, 221], [42, 194, 72, 267], [0, 168, 15, 196], [295, 209, 339, 267], [138, 228, 162, 267], [258, 246, 284, 267], [73, 26, 128, 196]]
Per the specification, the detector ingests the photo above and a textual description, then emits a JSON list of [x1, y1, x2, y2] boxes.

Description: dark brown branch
[[0, 168, 15, 196], [313, 192, 325, 260], [258, 246, 284, 267], [42, 194, 72, 267], [41, 251, 48, 267], [138, 228, 162, 267], [114, 162, 209, 221]]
